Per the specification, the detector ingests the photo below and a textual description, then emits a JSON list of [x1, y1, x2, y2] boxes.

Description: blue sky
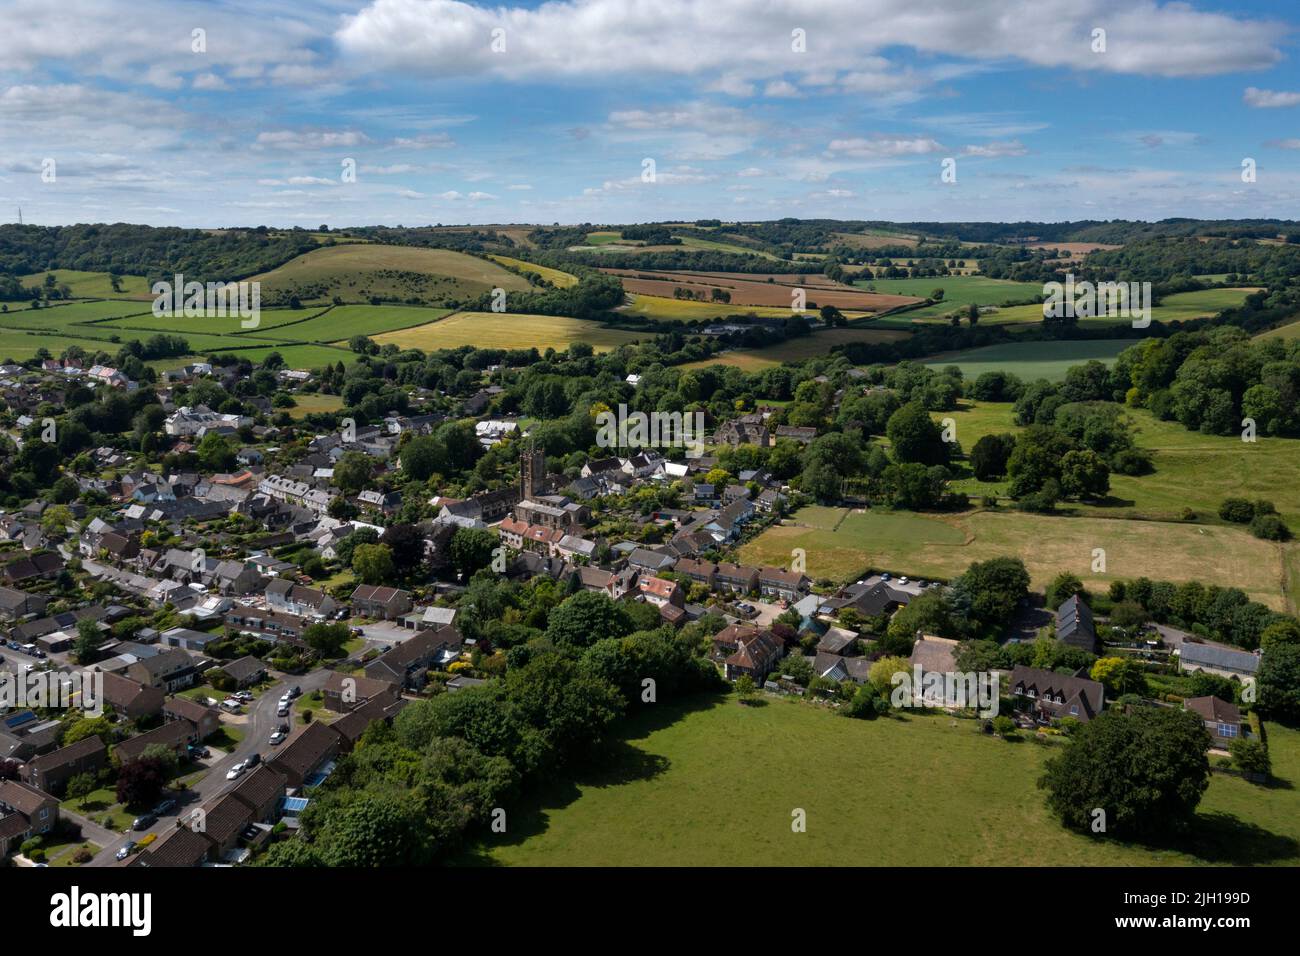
[[3, 0, 1300, 227]]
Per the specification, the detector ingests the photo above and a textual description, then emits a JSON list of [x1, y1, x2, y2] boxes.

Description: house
[[811, 652, 871, 684], [0, 586, 48, 621], [350, 584, 412, 620], [113, 718, 198, 764], [225, 605, 307, 647], [774, 425, 817, 444], [758, 566, 810, 602], [219, 656, 267, 688], [714, 562, 759, 595], [322, 671, 397, 713], [638, 576, 685, 609], [229, 765, 289, 823], [163, 696, 221, 740], [99, 672, 165, 720], [160, 627, 220, 653], [1184, 696, 1246, 748], [268, 721, 341, 789], [329, 692, 407, 752], [715, 417, 769, 447], [22, 735, 106, 795], [626, 548, 676, 574], [1056, 594, 1098, 654], [723, 630, 785, 683], [908, 635, 963, 704], [0, 780, 58, 854], [674, 558, 717, 590], [364, 627, 460, 690], [399, 606, 458, 631], [134, 824, 212, 867], [265, 579, 338, 619], [1010, 665, 1105, 723], [124, 647, 199, 692], [191, 791, 254, 858], [1179, 642, 1261, 680]]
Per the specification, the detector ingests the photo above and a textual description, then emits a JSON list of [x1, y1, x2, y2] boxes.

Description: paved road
[[85, 665, 334, 866]]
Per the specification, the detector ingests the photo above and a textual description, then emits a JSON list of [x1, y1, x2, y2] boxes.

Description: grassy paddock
[[469, 695, 1300, 866]]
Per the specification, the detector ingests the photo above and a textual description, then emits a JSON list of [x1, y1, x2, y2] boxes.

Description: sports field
[[471, 694, 1300, 866]]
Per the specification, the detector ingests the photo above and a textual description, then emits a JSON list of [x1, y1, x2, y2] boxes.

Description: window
[[1070, 705, 1079, 715], [1217, 723, 1239, 738]]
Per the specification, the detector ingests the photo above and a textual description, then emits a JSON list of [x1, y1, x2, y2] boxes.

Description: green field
[[855, 275, 1042, 321], [922, 339, 1133, 382], [991, 287, 1258, 330], [683, 327, 911, 371], [742, 505, 1289, 608], [249, 244, 531, 305], [1255, 317, 1300, 342], [619, 293, 831, 324], [472, 694, 1300, 866], [21, 269, 152, 300], [371, 311, 645, 353]]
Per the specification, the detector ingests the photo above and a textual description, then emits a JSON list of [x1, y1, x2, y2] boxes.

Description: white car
[[268, 731, 286, 746], [225, 762, 246, 781]]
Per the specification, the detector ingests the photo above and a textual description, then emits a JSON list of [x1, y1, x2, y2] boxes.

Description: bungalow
[[268, 721, 342, 789], [350, 584, 412, 621], [364, 627, 460, 690], [329, 692, 407, 753], [1184, 695, 1246, 748], [229, 764, 289, 823], [1179, 642, 1261, 680], [22, 735, 106, 795], [811, 652, 871, 684], [1010, 665, 1105, 723], [573, 565, 619, 599], [322, 670, 398, 713], [626, 548, 676, 574]]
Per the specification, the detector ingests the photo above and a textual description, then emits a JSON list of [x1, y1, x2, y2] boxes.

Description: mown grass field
[[619, 293, 834, 324], [922, 339, 1133, 382], [370, 311, 645, 353], [249, 244, 531, 305], [741, 506, 1288, 607], [1254, 317, 1300, 342], [471, 694, 1300, 866]]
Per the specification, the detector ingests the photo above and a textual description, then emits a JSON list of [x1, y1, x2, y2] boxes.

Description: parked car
[[115, 841, 136, 861], [235, 691, 253, 702], [225, 763, 245, 781], [131, 814, 157, 831], [276, 703, 290, 717], [152, 798, 177, 816], [246, 752, 261, 767], [268, 730, 286, 746], [287, 686, 301, 699]]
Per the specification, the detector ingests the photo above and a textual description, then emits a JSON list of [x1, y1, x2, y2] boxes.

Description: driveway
[[85, 665, 335, 867]]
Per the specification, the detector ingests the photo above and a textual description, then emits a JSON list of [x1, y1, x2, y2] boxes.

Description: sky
[[3, 0, 1300, 228]]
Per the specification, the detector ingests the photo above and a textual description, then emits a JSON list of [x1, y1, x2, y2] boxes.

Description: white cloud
[[961, 140, 1028, 157], [1244, 87, 1300, 108], [825, 136, 945, 158], [255, 130, 371, 150]]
